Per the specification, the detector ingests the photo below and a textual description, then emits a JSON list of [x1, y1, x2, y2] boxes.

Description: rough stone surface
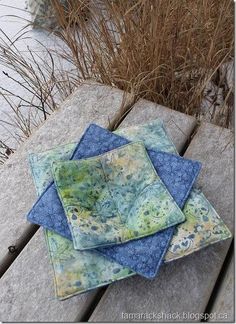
[[120, 98, 197, 152], [89, 122, 234, 322], [0, 229, 99, 322], [209, 255, 234, 322], [0, 81, 128, 264]]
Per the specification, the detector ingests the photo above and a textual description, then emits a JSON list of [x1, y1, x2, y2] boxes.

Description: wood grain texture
[[209, 255, 234, 322]]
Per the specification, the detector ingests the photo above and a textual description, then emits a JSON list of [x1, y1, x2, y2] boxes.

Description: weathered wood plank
[[209, 254, 234, 322], [0, 84, 196, 322], [0, 81, 128, 266], [0, 229, 100, 322], [120, 98, 197, 152], [89, 122, 233, 322]]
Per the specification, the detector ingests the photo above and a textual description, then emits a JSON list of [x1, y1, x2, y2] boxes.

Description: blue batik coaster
[[27, 123, 201, 278]]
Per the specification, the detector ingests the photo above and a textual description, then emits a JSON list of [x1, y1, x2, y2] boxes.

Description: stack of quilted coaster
[[27, 119, 231, 300]]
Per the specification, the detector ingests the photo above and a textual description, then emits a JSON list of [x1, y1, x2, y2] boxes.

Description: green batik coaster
[[114, 122, 231, 262], [164, 188, 232, 262], [114, 120, 178, 154], [45, 231, 133, 299], [29, 146, 134, 300], [51, 141, 185, 250], [29, 143, 77, 195]]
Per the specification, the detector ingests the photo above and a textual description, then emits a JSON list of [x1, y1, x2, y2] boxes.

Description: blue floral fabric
[[27, 123, 201, 278]]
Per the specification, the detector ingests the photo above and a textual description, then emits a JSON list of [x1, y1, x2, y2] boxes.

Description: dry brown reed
[[0, 0, 234, 163], [0, 22, 78, 163], [52, 0, 234, 124]]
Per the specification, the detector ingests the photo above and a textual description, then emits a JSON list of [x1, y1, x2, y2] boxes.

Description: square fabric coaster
[[28, 122, 201, 278], [114, 121, 231, 262], [114, 120, 178, 154], [28, 131, 196, 299], [27, 123, 199, 241], [164, 187, 232, 262], [52, 142, 185, 250], [30, 154, 134, 300], [29, 119, 230, 298]]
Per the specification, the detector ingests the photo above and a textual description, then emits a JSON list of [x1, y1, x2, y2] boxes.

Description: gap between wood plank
[[179, 122, 200, 157], [77, 287, 108, 322], [202, 239, 234, 322], [0, 224, 39, 278]]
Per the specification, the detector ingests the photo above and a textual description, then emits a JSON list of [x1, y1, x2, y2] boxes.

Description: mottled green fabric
[[45, 231, 133, 299], [164, 188, 231, 262], [114, 120, 178, 154], [29, 143, 76, 195], [30, 148, 133, 299], [52, 141, 185, 250]]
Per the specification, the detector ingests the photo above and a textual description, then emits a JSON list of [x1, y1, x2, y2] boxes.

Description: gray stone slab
[[89, 122, 234, 322], [119, 98, 197, 152], [209, 255, 234, 322], [0, 81, 129, 265]]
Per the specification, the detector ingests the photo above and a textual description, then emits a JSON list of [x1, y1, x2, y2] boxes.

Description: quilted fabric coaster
[[28, 122, 231, 275], [28, 133, 198, 298], [27, 123, 199, 241], [114, 122, 232, 262], [28, 122, 201, 278], [114, 119, 178, 154], [164, 188, 232, 262], [52, 141, 186, 250], [28, 119, 230, 298], [30, 152, 134, 300]]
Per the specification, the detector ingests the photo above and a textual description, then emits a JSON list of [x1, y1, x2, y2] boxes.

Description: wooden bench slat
[[209, 254, 234, 322], [0, 81, 127, 266], [120, 98, 197, 152], [0, 229, 100, 322], [0, 84, 196, 322], [89, 122, 233, 322]]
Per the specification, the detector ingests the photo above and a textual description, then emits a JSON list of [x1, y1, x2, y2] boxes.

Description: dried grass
[[52, 0, 234, 124], [0, 22, 78, 163], [0, 0, 234, 163]]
